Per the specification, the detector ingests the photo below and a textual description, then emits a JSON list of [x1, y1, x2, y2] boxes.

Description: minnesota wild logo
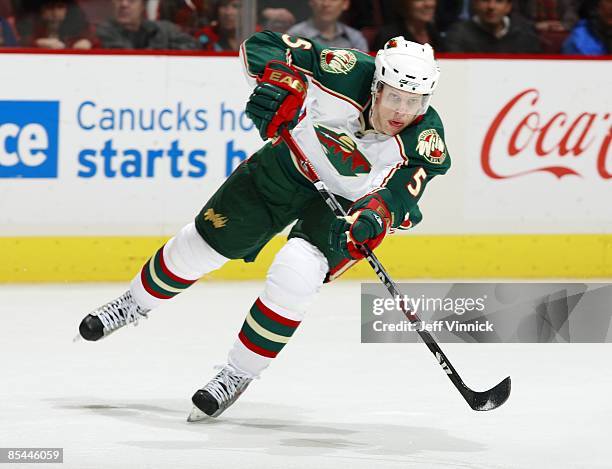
[[314, 125, 371, 176], [416, 129, 446, 165], [320, 49, 357, 74]]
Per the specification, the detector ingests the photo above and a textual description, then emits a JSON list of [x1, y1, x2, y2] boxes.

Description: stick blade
[[467, 376, 511, 411]]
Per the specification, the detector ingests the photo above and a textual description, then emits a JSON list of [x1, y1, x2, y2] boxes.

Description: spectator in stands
[[258, 0, 310, 23], [156, 0, 210, 35], [0, 14, 17, 46], [287, 0, 369, 51], [513, 0, 579, 52], [97, 0, 198, 49], [194, 0, 240, 51], [563, 0, 611, 54], [445, 0, 542, 53], [77, 0, 113, 29], [0, 0, 15, 46], [435, 0, 531, 29], [259, 7, 296, 32], [373, 0, 444, 51], [16, 0, 93, 49], [514, 0, 578, 31]]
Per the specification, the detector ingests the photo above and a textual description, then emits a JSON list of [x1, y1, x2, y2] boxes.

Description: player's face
[[472, 0, 512, 27], [371, 85, 426, 136]]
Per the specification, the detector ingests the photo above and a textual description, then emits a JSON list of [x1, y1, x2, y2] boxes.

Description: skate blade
[[186, 406, 210, 422]]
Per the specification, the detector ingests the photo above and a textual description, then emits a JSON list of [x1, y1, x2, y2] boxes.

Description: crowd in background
[[0, 0, 610, 54]]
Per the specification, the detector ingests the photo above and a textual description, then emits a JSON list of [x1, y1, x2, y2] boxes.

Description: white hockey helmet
[[372, 37, 440, 114]]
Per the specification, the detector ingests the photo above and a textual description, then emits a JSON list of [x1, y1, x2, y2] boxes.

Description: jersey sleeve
[[374, 163, 441, 230], [370, 113, 451, 230], [240, 31, 373, 107]]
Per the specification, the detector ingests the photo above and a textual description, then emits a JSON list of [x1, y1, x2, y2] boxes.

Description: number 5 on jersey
[[407, 167, 427, 197], [281, 34, 312, 50]]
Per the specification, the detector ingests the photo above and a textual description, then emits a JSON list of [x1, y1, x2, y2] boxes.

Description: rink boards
[[1, 233, 611, 282], [0, 52, 610, 281]]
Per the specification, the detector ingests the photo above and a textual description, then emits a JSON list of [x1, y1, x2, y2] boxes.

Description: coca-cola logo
[[482, 89, 611, 179]]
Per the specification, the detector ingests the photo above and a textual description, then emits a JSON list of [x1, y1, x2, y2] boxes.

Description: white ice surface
[[1, 282, 610, 469]]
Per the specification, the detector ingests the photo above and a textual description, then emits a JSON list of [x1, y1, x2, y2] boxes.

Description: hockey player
[[78, 31, 450, 421]]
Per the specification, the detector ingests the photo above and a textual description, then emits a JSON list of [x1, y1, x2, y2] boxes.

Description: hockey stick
[[280, 127, 511, 411]]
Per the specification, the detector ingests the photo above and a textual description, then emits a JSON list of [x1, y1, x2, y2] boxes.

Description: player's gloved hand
[[329, 194, 392, 259], [245, 61, 307, 140]]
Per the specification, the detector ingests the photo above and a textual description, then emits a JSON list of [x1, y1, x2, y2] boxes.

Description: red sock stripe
[[255, 298, 301, 328], [140, 268, 172, 299], [238, 331, 278, 358], [158, 245, 197, 286]]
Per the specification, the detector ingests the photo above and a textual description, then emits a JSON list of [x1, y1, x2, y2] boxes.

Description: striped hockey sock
[[140, 245, 197, 300], [130, 222, 229, 310], [227, 238, 327, 377], [238, 297, 301, 359]]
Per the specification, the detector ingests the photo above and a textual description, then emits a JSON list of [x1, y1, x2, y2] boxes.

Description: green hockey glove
[[245, 61, 308, 140]]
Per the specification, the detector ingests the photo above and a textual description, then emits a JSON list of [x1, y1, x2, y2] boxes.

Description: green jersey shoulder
[[241, 31, 373, 110], [396, 106, 451, 176]]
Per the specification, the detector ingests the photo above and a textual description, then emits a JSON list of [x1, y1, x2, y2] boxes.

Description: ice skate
[[78, 291, 150, 341], [187, 365, 253, 421]]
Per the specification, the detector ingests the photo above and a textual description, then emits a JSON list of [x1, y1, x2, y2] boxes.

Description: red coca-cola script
[[482, 89, 611, 179]]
